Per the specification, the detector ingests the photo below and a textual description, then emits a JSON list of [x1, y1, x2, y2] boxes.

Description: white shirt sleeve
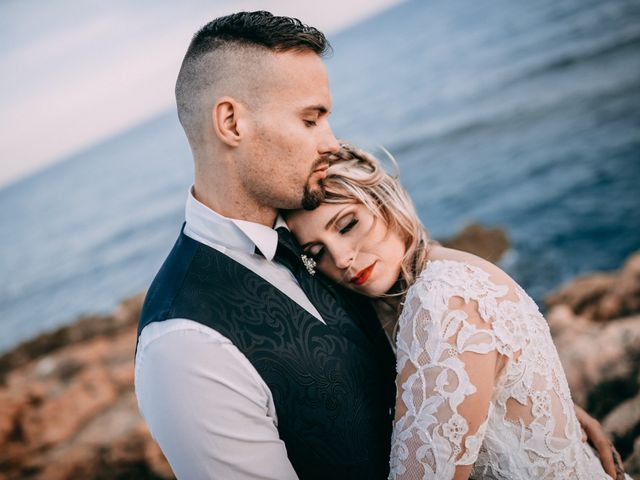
[[135, 319, 299, 480]]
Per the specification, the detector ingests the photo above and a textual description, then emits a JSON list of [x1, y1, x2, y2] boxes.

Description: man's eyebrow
[[301, 105, 329, 115]]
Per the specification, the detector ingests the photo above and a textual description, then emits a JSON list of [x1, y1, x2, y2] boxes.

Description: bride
[[285, 144, 628, 479]]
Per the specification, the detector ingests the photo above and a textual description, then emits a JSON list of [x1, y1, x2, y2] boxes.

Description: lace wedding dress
[[389, 259, 617, 479]]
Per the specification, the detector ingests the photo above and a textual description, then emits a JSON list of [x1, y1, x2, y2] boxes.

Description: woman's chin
[[341, 278, 389, 298]]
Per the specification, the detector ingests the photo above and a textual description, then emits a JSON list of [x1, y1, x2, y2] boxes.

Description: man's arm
[[135, 323, 298, 480]]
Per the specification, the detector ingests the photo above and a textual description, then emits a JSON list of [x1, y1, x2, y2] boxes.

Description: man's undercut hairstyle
[[175, 11, 330, 145]]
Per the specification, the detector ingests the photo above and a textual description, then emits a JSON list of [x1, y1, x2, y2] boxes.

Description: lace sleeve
[[389, 261, 510, 480]]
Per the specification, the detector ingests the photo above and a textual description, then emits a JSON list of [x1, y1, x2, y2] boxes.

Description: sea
[[1, 0, 639, 354]]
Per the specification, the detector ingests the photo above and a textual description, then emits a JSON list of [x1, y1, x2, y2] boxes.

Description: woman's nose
[[332, 247, 355, 270]]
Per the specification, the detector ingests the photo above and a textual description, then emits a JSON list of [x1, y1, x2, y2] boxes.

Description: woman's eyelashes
[[337, 216, 358, 234], [307, 245, 325, 260], [304, 215, 359, 262]]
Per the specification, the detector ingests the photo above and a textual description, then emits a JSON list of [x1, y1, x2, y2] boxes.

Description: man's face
[[238, 51, 340, 211]]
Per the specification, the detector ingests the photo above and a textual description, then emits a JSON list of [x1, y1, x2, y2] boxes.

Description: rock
[[546, 252, 640, 322], [546, 251, 640, 472], [548, 309, 640, 407], [546, 274, 616, 319], [0, 294, 174, 479], [613, 253, 640, 316], [603, 391, 640, 467], [33, 410, 173, 480], [0, 292, 145, 383], [440, 223, 510, 263], [603, 392, 640, 439], [625, 437, 640, 478], [546, 253, 640, 409]]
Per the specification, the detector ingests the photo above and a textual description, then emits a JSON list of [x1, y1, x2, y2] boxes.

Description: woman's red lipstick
[[351, 262, 376, 286]]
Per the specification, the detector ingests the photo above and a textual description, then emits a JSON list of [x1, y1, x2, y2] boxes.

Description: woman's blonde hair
[[321, 143, 430, 296]]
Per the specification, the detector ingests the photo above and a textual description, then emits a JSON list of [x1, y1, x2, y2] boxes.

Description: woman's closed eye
[[336, 215, 358, 234], [306, 244, 325, 261], [304, 214, 358, 262]]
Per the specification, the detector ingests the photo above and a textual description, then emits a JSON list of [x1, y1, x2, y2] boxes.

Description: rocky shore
[[0, 225, 638, 479], [0, 293, 172, 480], [546, 251, 640, 476]]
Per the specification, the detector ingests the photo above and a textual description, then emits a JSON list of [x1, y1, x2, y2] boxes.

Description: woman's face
[[286, 202, 406, 297]]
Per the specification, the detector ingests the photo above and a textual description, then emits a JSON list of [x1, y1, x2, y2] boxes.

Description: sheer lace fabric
[[389, 260, 613, 479]]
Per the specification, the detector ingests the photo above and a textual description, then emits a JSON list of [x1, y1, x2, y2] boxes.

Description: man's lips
[[311, 164, 329, 180], [350, 262, 376, 286]]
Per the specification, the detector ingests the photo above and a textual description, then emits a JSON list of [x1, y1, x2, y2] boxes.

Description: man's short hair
[[175, 11, 330, 143]]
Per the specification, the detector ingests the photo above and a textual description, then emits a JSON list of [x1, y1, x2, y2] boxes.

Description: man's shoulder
[[137, 318, 232, 350]]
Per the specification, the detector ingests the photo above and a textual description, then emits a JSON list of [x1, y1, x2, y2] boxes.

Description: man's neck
[[192, 181, 277, 227]]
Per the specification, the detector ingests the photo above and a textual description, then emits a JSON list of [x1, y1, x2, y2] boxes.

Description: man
[[135, 11, 622, 480], [135, 11, 396, 480]]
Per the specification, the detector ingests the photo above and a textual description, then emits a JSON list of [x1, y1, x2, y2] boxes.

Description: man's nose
[[318, 124, 340, 155]]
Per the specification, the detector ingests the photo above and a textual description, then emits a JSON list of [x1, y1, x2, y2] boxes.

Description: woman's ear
[[212, 96, 244, 146]]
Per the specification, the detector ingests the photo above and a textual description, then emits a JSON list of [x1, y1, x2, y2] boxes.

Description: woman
[[285, 144, 627, 479]]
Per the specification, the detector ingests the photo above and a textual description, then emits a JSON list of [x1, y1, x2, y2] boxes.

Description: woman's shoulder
[[413, 245, 522, 301], [402, 247, 543, 358]]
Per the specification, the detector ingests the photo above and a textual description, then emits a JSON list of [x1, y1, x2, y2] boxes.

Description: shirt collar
[[185, 186, 281, 260]]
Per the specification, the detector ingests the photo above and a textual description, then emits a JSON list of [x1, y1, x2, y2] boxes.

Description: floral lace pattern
[[389, 260, 613, 479]]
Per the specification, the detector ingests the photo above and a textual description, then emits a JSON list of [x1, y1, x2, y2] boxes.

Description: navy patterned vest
[[137, 229, 397, 479]]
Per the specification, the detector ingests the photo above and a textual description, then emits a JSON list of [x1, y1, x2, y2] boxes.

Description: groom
[[135, 10, 620, 480], [134, 11, 396, 480]]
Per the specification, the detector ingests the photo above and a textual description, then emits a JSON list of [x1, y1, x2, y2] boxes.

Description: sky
[[0, 0, 404, 189]]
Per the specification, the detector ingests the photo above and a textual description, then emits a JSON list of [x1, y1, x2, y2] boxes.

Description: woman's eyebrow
[[324, 206, 350, 230], [299, 206, 352, 249]]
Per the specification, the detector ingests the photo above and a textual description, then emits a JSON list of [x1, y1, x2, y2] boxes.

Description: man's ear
[[212, 96, 245, 147]]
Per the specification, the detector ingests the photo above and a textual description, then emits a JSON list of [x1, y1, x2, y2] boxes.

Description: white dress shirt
[[134, 188, 324, 479]]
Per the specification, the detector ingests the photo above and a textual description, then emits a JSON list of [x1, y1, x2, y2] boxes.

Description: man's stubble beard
[[301, 156, 330, 210], [301, 179, 325, 210]]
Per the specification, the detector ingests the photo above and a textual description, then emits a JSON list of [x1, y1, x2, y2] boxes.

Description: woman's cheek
[[317, 261, 340, 283]]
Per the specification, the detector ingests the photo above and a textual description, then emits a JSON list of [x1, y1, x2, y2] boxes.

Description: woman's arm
[[390, 282, 503, 480]]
